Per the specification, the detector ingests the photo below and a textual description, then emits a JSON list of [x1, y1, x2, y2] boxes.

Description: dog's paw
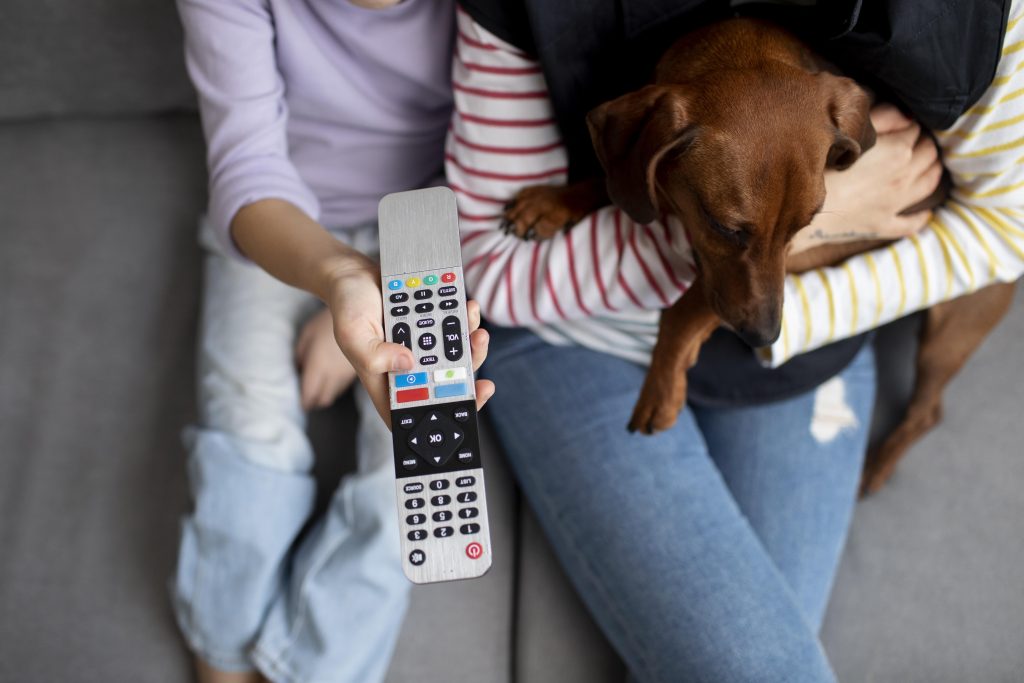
[[858, 459, 895, 498], [627, 373, 688, 435], [502, 186, 583, 241]]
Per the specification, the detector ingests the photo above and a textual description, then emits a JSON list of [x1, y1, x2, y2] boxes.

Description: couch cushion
[[0, 0, 195, 120]]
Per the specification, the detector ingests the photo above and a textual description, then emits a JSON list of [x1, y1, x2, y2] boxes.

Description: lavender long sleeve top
[[177, 0, 455, 257]]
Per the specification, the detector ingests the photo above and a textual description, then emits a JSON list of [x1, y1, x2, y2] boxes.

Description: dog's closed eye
[[702, 207, 750, 246]]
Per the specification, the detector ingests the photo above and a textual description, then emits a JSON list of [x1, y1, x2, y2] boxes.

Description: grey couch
[[1, 2, 1022, 682]]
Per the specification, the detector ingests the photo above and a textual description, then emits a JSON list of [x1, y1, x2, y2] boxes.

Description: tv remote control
[[378, 187, 493, 584]]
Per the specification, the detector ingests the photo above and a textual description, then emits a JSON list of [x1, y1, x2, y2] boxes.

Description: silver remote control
[[378, 187, 493, 584]]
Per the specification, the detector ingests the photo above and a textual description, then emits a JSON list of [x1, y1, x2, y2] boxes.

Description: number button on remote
[[429, 479, 450, 490], [433, 526, 454, 538], [431, 495, 451, 506], [460, 523, 480, 535], [439, 299, 458, 311], [408, 529, 427, 542], [407, 513, 426, 525], [405, 498, 424, 509], [457, 491, 477, 503], [433, 510, 453, 522], [458, 507, 479, 519]]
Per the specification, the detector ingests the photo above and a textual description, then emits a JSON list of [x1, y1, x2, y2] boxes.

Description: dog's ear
[[819, 73, 875, 170], [587, 85, 693, 224]]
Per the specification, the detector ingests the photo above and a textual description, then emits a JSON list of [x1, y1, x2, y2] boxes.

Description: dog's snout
[[735, 324, 780, 349]]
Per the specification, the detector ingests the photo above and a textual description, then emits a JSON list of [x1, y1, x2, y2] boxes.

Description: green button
[[424, 274, 439, 285]]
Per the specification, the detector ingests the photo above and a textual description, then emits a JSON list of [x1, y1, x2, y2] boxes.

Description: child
[[171, 2, 493, 683]]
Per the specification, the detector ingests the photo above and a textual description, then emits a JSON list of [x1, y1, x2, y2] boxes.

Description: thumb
[[351, 338, 415, 375], [870, 104, 913, 135]]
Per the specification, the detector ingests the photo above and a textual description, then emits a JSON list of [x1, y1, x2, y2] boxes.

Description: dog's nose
[[734, 325, 780, 349]]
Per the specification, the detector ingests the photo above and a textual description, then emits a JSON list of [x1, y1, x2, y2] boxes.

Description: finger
[[470, 328, 490, 373], [903, 162, 944, 209], [869, 104, 913, 134], [890, 210, 932, 237], [341, 332, 415, 375], [474, 379, 496, 411], [317, 377, 341, 409], [908, 133, 939, 176], [295, 322, 314, 366], [301, 370, 326, 412], [466, 299, 482, 333], [887, 122, 922, 152]]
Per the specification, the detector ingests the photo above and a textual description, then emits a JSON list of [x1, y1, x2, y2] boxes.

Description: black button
[[456, 450, 474, 464], [403, 482, 424, 494], [460, 523, 481, 535], [433, 526, 454, 538], [458, 507, 479, 519], [415, 302, 434, 313], [409, 550, 426, 566], [429, 479, 450, 491], [392, 323, 411, 350], [405, 498, 424, 509], [398, 415, 416, 430], [401, 457, 418, 471], [438, 286, 457, 297], [418, 333, 436, 350], [406, 513, 426, 525], [431, 495, 451, 506], [391, 306, 410, 316], [432, 510, 453, 522], [439, 299, 458, 310], [390, 292, 409, 303], [456, 476, 476, 487], [419, 355, 438, 365], [442, 316, 463, 362], [408, 529, 427, 541], [457, 491, 477, 503], [453, 408, 470, 422], [426, 430, 445, 447], [414, 289, 433, 300], [416, 318, 435, 328]]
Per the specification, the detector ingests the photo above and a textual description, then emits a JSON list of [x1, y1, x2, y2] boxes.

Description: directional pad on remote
[[407, 410, 465, 466]]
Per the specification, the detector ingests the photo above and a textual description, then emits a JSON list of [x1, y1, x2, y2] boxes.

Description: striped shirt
[[449, 4, 1024, 367]]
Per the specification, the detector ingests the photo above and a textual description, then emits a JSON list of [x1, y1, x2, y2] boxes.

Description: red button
[[441, 272, 457, 283], [465, 542, 483, 560], [396, 388, 429, 403]]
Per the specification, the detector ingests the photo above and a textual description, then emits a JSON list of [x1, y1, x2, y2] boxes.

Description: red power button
[[465, 542, 484, 560]]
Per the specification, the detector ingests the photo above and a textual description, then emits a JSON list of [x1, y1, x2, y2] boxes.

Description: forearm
[[231, 198, 370, 302]]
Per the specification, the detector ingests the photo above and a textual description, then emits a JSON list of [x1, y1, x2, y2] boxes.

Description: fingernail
[[392, 355, 413, 371]]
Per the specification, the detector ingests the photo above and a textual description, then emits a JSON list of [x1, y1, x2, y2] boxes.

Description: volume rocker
[[442, 316, 463, 362], [393, 322, 411, 350]]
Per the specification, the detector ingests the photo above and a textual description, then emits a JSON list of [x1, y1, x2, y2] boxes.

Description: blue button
[[388, 279, 402, 290], [434, 383, 467, 399], [396, 372, 428, 387]]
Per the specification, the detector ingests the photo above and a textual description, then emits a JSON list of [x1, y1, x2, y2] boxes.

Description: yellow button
[[405, 277, 421, 288]]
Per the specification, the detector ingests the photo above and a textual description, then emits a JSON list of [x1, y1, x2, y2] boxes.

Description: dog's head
[[587, 68, 874, 348]]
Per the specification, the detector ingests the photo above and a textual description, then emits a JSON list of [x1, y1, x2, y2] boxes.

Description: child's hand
[[324, 253, 495, 427], [295, 307, 359, 411]]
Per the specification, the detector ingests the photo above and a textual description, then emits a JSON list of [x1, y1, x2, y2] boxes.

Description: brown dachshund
[[501, 17, 1015, 495]]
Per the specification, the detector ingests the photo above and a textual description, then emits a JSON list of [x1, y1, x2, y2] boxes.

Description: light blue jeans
[[172, 221, 408, 683], [482, 327, 876, 683]]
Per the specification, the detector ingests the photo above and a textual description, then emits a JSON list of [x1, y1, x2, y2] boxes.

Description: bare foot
[[195, 658, 268, 683]]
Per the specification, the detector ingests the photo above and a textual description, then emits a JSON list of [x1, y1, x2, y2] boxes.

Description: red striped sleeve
[[613, 211, 644, 308]]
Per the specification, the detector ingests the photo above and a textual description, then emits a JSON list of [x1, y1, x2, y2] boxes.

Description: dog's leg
[[629, 279, 720, 434], [861, 282, 1016, 496], [502, 178, 608, 240]]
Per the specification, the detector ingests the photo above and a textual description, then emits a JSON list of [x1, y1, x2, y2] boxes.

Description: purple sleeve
[[177, 0, 320, 258]]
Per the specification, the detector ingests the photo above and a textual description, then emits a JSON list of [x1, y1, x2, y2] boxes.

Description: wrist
[[316, 247, 379, 304]]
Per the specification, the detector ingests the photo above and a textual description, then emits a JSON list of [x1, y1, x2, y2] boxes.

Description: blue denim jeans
[[482, 327, 876, 683], [171, 221, 408, 683]]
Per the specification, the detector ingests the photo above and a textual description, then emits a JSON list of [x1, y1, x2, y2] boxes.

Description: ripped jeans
[[482, 327, 875, 683]]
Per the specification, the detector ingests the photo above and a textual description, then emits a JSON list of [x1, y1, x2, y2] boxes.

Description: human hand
[[323, 253, 495, 427], [791, 104, 943, 253], [295, 307, 359, 411]]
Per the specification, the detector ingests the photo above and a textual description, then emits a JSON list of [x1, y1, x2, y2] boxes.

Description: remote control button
[[401, 457, 418, 471], [433, 526, 454, 538], [435, 383, 467, 399], [457, 491, 477, 503], [429, 479, 450, 491], [458, 507, 479, 519], [390, 305, 409, 316], [455, 476, 476, 487], [456, 450, 474, 465], [441, 272, 457, 283], [461, 524, 481, 535], [431, 494, 451, 506], [389, 292, 408, 303], [392, 323, 411, 350], [414, 289, 433, 300], [403, 482, 424, 494], [439, 299, 458, 310], [442, 316, 463, 362], [388, 279, 402, 291], [416, 318, 435, 329], [406, 513, 426, 525], [408, 529, 427, 541], [453, 408, 470, 422], [405, 498, 424, 509], [396, 388, 429, 403], [415, 302, 434, 314], [434, 367, 467, 382], [465, 541, 484, 559], [418, 333, 436, 350], [409, 550, 426, 566], [432, 510, 453, 522], [438, 286, 457, 297], [395, 372, 427, 387], [424, 274, 439, 285], [426, 430, 445, 447], [419, 355, 438, 365], [405, 277, 421, 288], [398, 415, 416, 429]]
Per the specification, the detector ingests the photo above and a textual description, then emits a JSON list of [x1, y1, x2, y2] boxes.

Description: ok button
[[427, 430, 445, 446]]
